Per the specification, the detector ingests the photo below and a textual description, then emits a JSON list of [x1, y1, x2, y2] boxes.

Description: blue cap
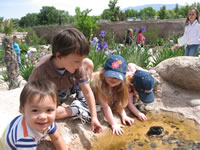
[[104, 55, 127, 81], [132, 70, 154, 104]]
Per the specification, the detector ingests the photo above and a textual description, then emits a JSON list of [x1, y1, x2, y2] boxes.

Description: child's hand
[[91, 117, 103, 133], [122, 115, 134, 126], [137, 112, 147, 121], [111, 124, 125, 135]]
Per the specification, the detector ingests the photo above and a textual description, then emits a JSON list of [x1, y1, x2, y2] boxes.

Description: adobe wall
[[32, 19, 185, 44]]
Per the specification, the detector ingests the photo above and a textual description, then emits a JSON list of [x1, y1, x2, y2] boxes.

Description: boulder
[[155, 56, 200, 91]]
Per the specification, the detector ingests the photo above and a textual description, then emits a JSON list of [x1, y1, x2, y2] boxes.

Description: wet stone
[[146, 126, 164, 136], [138, 143, 144, 147], [164, 130, 169, 135], [150, 142, 157, 148]]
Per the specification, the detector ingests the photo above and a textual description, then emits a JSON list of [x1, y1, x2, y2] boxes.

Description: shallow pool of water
[[91, 111, 200, 150]]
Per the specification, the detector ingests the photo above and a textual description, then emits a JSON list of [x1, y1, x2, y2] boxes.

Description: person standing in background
[[13, 36, 22, 69], [183, 8, 200, 56], [136, 27, 146, 47], [125, 29, 133, 47]]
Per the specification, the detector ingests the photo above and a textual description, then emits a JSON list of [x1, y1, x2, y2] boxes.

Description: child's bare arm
[[128, 92, 147, 121], [97, 93, 124, 135], [49, 129, 66, 150], [80, 83, 103, 133]]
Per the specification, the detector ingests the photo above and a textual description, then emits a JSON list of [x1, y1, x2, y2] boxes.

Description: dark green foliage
[[0, 49, 5, 66], [151, 47, 184, 67], [2, 71, 8, 82], [115, 45, 151, 69], [19, 43, 29, 53], [74, 7, 98, 40], [19, 64, 34, 81]]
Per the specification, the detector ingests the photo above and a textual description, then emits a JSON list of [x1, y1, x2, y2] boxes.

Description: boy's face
[[57, 53, 86, 73], [21, 95, 57, 134], [105, 77, 122, 88]]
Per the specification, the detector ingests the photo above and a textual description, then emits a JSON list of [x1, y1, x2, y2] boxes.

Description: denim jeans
[[17, 54, 22, 69], [185, 44, 199, 56]]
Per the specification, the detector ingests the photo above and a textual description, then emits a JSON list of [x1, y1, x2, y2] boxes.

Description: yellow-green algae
[[91, 111, 200, 150]]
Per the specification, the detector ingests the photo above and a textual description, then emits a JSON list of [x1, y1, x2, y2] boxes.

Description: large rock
[[155, 56, 200, 91]]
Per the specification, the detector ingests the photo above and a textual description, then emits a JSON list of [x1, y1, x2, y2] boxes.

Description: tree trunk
[[2, 36, 19, 90]]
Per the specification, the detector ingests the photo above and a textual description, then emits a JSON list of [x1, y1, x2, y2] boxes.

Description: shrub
[[151, 46, 184, 67], [19, 63, 34, 81], [2, 71, 8, 82]]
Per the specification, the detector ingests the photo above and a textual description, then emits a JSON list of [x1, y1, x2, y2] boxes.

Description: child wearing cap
[[127, 63, 154, 121], [91, 55, 134, 135]]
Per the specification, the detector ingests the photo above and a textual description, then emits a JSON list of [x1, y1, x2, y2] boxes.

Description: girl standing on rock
[[183, 8, 200, 56], [91, 55, 134, 135]]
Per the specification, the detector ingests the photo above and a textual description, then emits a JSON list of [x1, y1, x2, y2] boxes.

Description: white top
[[183, 20, 200, 45], [0, 115, 56, 150]]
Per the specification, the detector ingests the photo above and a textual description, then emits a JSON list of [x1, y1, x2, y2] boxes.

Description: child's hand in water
[[137, 112, 147, 121], [111, 124, 125, 135], [122, 115, 134, 126]]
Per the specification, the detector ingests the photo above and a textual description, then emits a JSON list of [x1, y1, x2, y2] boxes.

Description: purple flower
[[40, 52, 46, 56], [99, 30, 106, 37], [96, 42, 108, 51], [133, 28, 139, 32], [105, 49, 117, 55], [91, 37, 99, 47], [27, 51, 32, 56], [103, 42, 108, 49], [141, 26, 146, 32]]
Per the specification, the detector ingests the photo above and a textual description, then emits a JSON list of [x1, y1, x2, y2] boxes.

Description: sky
[[0, 0, 199, 19]]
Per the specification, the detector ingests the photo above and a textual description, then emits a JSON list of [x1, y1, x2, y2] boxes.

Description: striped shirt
[[0, 115, 56, 150]]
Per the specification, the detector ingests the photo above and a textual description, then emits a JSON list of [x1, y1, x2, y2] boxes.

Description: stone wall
[[32, 19, 185, 44]]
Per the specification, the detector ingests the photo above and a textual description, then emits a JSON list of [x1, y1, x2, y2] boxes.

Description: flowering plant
[[88, 30, 117, 71]]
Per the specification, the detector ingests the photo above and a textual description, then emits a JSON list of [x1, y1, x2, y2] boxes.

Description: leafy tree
[[179, 4, 190, 18], [101, 0, 120, 21], [74, 7, 98, 40], [19, 13, 39, 27], [38, 6, 60, 25], [101, 9, 112, 20], [174, 3, 179, 18], [139, 7, 156, 20], [158, 5, 167, 19], [108, 0, 120, 21], [124, 9, 137, 18], [3, 19, 15, 35], [166, 10, 176, 19]]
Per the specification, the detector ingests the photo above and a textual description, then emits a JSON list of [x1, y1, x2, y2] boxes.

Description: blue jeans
[[185, 44, 199, 56], [17, 54, 22, 69]]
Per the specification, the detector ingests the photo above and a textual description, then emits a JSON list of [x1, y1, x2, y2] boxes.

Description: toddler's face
[[105, 77, 122, 88], [21, 94, 57, 134], [59, 53, 86, 73]]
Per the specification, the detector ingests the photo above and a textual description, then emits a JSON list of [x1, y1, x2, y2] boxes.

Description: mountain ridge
[[122, 4, 183, 11]]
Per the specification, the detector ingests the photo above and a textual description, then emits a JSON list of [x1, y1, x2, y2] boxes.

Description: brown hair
[[185, 8, 200, 26], [92, 68, 129, 113], [20, 80, 58, 110], [52, 28, 89, 57]]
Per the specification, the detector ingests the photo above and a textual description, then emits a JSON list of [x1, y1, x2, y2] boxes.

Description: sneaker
[[70, 100, 91, 124]]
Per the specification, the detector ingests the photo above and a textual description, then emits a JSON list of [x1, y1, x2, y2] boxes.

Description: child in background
[[0, 80, 66, 150], [136, 27, 146, 47], [127, 63, 154, 121], [13, 36, 22, 69], [183, 8, 200, 56], [29, 28, 102, 133], [91, 55, 134, 135], [125, 29, 133, 47]]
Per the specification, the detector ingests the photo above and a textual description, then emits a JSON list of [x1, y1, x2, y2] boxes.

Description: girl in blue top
[[13, 36, 22, 68]]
